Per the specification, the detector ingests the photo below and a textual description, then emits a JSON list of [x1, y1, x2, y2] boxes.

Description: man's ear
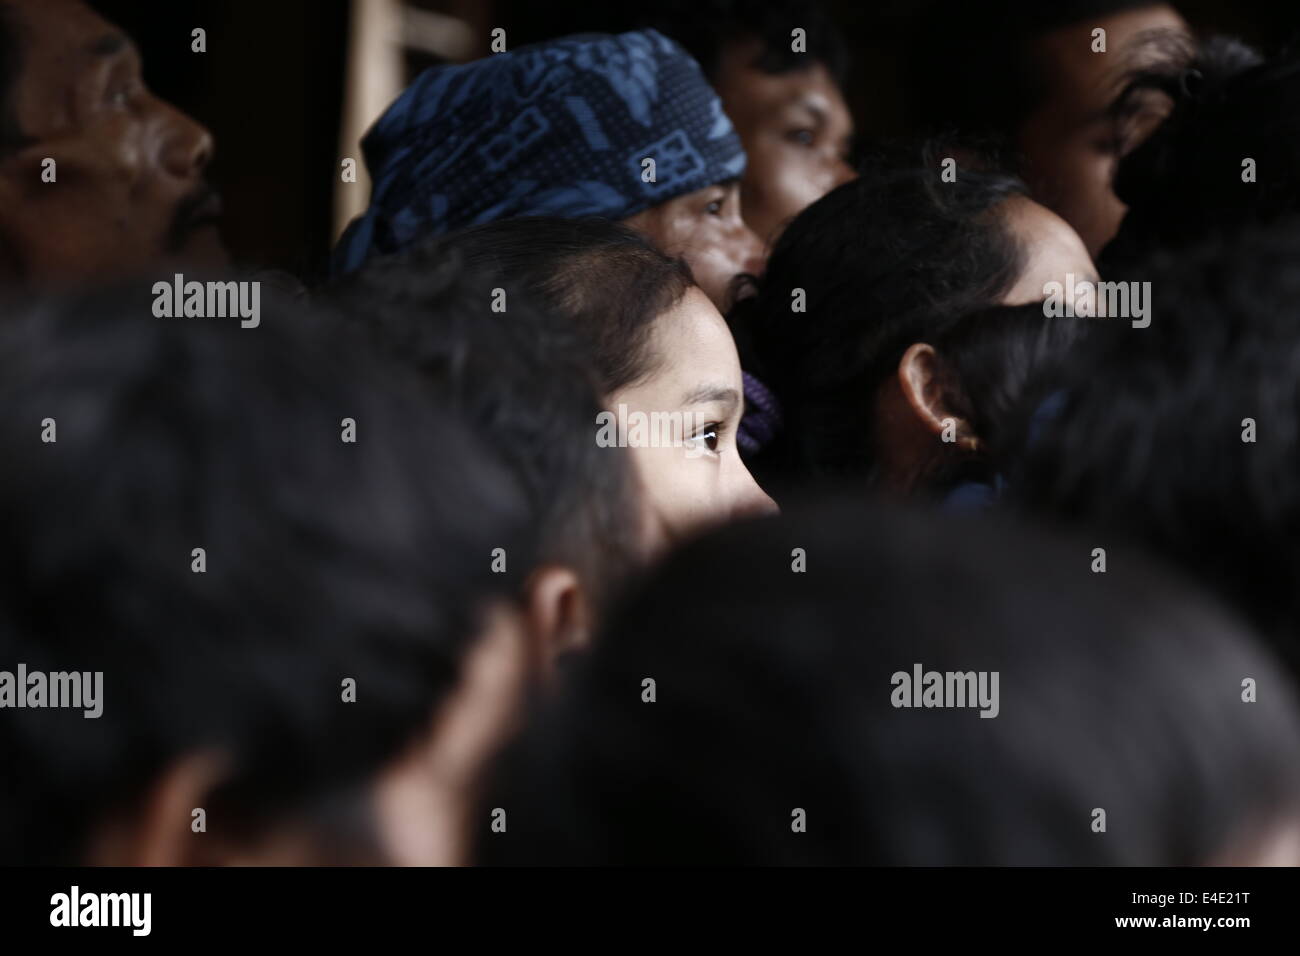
[[523, 564, 592, 683], [896, 342, 977, 451]]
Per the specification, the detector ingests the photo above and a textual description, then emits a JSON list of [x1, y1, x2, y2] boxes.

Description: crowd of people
[[2, 0, 1300, 866]]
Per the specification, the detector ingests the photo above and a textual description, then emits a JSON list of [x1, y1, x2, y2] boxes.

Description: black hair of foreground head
[[477, 501, 1300, 865], [322, 238, 642, 613], [0, 279, 533, 864], [1015, 220, 1300, 679]]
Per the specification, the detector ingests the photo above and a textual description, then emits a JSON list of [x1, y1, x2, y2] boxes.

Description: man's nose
[[158, 100, 215, 180]]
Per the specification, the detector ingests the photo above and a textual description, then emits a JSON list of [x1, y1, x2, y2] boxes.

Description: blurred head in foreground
[[323, 242, 644, 678], [479, 503, 1300, 865], [0, 282, 535, 865], [1016, 222, 1300, 680]]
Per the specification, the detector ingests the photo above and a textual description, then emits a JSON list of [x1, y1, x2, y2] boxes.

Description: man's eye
[[787, 129, 815, 147], [108, 86, 130, 108], [704, 199, 724, 216]]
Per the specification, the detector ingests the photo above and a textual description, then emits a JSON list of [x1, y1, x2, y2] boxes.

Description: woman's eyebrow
[[680, 384, 740, 414]]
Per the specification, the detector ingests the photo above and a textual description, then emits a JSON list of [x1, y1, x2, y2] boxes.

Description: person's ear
[[372, 601, 531, 865], [896, 342, 978, 452], [523, 564, 592, 683], [86, 751, 230, 866]]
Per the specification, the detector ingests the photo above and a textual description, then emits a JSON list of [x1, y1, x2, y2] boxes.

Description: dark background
[[89, 0, 1300, 282]]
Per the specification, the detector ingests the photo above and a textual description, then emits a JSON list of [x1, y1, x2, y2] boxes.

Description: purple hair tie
[[737, 370, 784, 456]]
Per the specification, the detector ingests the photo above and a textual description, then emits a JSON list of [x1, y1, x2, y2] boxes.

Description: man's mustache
[[166, 184, 223, 252]]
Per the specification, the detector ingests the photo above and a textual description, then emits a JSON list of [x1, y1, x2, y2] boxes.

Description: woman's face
[[610, 286, 777, 550]]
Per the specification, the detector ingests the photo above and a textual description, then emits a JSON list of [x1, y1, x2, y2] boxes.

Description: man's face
[[714, 39, 855, 246], [0, 0, 225, 283], [1015, 4, 1190, 256], [623, 179, 765, 312]]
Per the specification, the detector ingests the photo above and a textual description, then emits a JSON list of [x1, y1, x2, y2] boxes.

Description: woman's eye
[[787, 129, 815, 147], [108, 87, 130, 108], [691, 424, 721, 452]]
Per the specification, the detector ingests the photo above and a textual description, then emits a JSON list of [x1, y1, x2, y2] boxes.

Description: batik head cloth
[[333, 29, 747, 274]]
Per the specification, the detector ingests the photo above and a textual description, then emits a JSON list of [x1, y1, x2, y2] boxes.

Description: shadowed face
[[0, 0, 226, 282], [623, 179, 765, 312], [1015, 4, 1190, 255], [713, 38, 855, 246]]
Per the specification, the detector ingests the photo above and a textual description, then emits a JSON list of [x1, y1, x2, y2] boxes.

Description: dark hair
[[932, 302, 1094, 467], [1101, 37, 1300, 272], [732, 142, 1026, 489], [641, 0, 847, 88], [909, 1, 1190, 154], [321, 240, 643, 612], [1015, 221, 1300, 676], [0, 281, 534, 864], [435, 217, 694, 395], [479, 501, 1300, 864]]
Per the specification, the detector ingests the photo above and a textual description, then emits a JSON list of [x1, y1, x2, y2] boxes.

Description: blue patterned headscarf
[[333, 29, 747, 275]]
